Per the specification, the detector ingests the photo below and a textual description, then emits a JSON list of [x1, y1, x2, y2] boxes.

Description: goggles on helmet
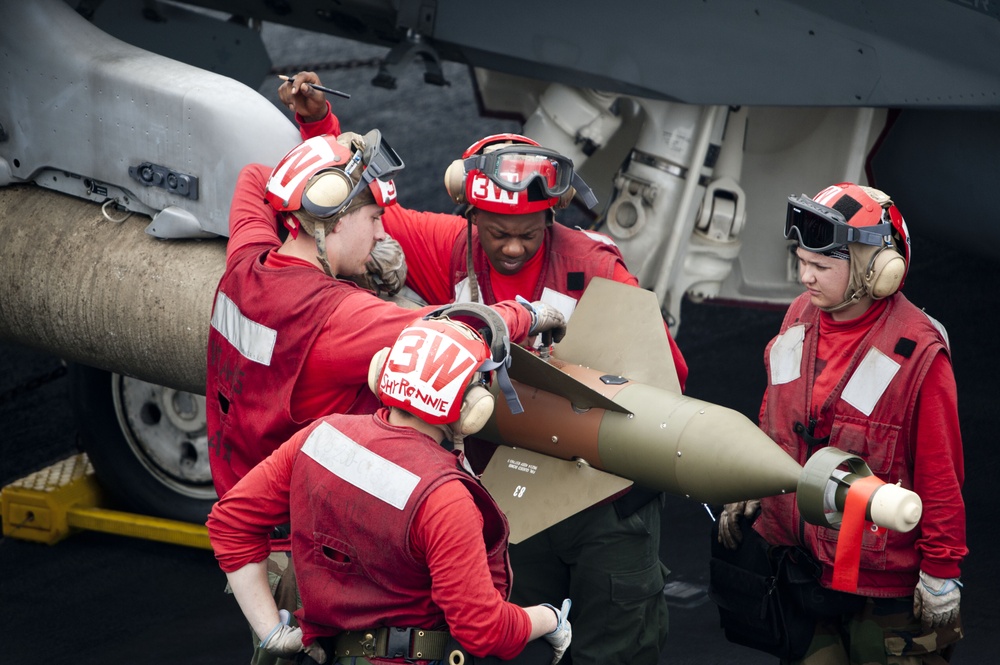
[[464, 145, 574, 197], [463, 145, 598, 210], [301, 129, 404, 219], [785, 194, 893, 254]]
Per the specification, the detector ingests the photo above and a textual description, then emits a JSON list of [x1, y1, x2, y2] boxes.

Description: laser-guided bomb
[[474, 278, 921, 543]]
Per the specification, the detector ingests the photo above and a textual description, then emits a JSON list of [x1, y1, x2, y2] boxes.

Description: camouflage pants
[[782, 596, 963, 665], [224, 551, 302, 665]]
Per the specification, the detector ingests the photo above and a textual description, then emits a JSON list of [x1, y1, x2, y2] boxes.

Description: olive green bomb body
[[476, 278, 921, 544], [478, 351, 803, 505]]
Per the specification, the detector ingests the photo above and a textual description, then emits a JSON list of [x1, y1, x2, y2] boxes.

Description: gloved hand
[[259, 609, 304, 658], [913, 570, 962, 629], [519, 298, 567, 343], [541, 598, 572, 665], [347, 236, 408, 297], [302, 640, 329, 664], [717, 499, 761, 550]]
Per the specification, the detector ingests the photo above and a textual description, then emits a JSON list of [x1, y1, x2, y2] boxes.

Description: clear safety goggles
[[302, 130, 405, 219], [784, 194, 892, 253], [463, 145, 576, 198]]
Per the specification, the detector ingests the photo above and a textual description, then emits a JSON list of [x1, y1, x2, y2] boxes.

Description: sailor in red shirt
[[283, 76, 687, 387], [279, 72, 686, 665], [719, 183, 966, 664], [208, 309, 572, 665], [207, 129, 568, 665]]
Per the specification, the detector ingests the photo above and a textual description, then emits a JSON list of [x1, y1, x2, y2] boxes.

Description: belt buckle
[[359, 631, 378, 658], [385, 626, 414, 659]]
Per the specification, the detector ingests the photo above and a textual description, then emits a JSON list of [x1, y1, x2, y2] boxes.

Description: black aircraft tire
[[68, 363, 216, 524]]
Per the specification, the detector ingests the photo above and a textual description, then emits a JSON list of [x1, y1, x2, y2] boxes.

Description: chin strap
[[313, 230, 335, 277], [465, 213, 481, 303], [435, 422, 457, 444], [820, 287, 866, 314]]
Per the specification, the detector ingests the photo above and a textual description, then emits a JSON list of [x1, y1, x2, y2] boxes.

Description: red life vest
[[289, 412, 513, 643], [755, 292, 949, 596], [206, 243, 379, 499], [449, 223, 622, 304]]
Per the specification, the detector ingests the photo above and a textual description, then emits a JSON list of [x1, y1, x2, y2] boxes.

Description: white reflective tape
[[454, 276, 480, 304], [210, 291, 277, 366], [302, 421, 419, 510], [769, 324, 805, 385], [922, 311, 950, 351], [520, 288, 579, 350], [580, 229, 618, 247], [539, 287, 578, 322], [841, 347, 900, 416]]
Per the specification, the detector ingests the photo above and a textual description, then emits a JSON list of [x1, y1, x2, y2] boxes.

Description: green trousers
[[507, 495, 670, 665]]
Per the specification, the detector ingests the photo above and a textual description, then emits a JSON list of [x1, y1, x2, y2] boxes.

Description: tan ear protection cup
[[304, 169, 354, 212], [367, 347, 390, 396], [444, 158, 467, 204], [866, 247, 906, 299], [456, 384, 495, 435]]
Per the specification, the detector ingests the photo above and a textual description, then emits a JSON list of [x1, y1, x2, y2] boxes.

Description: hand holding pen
[[278, 74, 351, 99], [277, 71, 348, 124]]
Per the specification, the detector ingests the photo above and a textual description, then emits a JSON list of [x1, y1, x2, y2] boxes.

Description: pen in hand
[[278, 74, 351, 100]]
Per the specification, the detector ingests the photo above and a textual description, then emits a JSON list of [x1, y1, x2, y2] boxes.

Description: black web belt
[[334, 626, 451, 661]]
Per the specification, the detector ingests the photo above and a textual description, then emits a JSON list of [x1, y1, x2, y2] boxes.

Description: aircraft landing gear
[[68, 364, 216, 523]]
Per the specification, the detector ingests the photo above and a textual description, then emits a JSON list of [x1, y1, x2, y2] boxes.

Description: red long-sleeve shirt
[[225, 162, 535, 423], [299, 111, 689, 390], [207, 410, 533, 660], [758, 296, 966, 584]]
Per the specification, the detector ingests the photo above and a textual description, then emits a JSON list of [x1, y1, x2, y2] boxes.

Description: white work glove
[[518, 297, 567, 343], [302, 640, 329, 664], [913, 570, 962, 629], [541, 598, 572, 665], [259, 609, 304, 658], [347, 236, 407, 297], [717, 499, 761, 550]]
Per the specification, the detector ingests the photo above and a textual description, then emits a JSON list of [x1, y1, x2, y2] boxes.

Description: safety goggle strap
[[846, 223, 894, 246], [300, 175, 365, 219], [478, 355, 524, 416], [571, 171, 598, 210]]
